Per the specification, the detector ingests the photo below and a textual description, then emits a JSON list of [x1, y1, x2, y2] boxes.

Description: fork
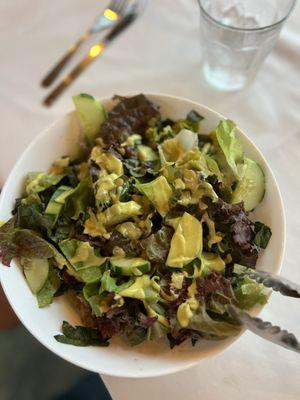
[[41, 0, 128, 87]]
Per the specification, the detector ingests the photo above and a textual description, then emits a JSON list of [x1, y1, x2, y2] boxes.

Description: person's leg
[[0, 285, 19, 330], [0, 325, 92, 400], [0, 285, 111, 400], [54, 373, 112, 400]]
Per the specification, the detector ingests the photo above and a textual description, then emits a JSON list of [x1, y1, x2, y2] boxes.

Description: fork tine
[[109, 0, 123, 13], [117, 0, 130, 16]]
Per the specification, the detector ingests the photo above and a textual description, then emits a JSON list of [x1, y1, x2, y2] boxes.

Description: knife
[[43, 10, 138, 106]]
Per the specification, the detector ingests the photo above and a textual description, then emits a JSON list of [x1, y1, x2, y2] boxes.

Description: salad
[[0, 94, 272, 348]]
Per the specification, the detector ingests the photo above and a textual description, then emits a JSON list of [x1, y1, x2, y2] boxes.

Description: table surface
[[1, 1, 300, 399]]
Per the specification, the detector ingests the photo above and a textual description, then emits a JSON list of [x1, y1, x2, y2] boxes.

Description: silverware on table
[[43, 1, 146, 106], [228, 269, 300, 354], [41, 0, 128, 87]]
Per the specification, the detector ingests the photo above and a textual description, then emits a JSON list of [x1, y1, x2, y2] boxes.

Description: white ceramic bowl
[[0, 93, 285, 378]]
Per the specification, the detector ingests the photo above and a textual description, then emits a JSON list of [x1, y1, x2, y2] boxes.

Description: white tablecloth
[[1, 1, 300, 399]]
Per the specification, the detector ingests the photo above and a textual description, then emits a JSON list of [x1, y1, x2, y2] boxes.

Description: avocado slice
[[177, 302, 193, 328], [118, 275, 160, 302], [166, 212, 203, 268], [177, 282, 200, 328], [59, 239, 105, 283], [59, 239, 105, 271], [118, 276, 151, 300], [73, 93, 106, 142], [231, 158, 265, 211], [99, 201, 142, 226], [135, 176, 172, 216], [201, 252, 225, 273]]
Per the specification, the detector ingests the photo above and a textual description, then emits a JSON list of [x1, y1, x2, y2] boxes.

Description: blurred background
[[1, 1, 300, 399]]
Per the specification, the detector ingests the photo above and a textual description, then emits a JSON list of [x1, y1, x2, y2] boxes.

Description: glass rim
[[197, 0, 297, 32]]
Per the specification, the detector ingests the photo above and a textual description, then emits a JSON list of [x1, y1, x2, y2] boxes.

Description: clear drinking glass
[[198, 0, 296, 90]]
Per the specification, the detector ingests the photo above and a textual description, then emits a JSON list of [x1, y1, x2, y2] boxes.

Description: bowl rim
[[0, 92, 286, 378]]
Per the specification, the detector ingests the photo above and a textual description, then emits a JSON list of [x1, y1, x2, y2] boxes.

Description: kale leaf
[[254, 222, 272, 249], [54, 321, 108, 346]]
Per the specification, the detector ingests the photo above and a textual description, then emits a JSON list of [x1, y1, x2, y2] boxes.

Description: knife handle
[[43, 43, 105, 106], [41, 33, 90, 87]]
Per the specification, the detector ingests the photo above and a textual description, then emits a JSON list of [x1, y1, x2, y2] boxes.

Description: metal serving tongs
[[228, 267, 300, 353]]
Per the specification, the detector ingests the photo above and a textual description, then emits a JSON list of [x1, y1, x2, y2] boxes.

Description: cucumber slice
[[21, 258, 49, 294], [45, 185, 73, 227], [73, 93, 106, 142], [231, 158, 265, 212], [111, 258, 151, 276]]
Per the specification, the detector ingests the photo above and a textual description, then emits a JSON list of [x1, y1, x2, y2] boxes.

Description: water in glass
[[199, 0, 296, 90]]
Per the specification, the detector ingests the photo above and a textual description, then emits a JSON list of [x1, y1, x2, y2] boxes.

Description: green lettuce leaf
[[99, 270, 134, 295], [50, 216, 75, 243], [25, 172, 64, 195], [234, 275, 267, 310], [75, 267, 103, 284], [118, 276, 160, 303], [147, 320, 169, 341], [59, 239, 105, 283], [83, 282, 102, 316], [215, 120, 243, 179], [123, 158, 160, 179], [144, 303, 169, 341], [145, 124, 175, 147], [64, 176, 94, 220], [188, 306, 241, 337], [16, 202, 52, 235], [37, 264, 61, 308], [205, 155, 223, 182], [59, 240, 105, 271], [126, 326, 147, 346], [173, 110, 203, 133]]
